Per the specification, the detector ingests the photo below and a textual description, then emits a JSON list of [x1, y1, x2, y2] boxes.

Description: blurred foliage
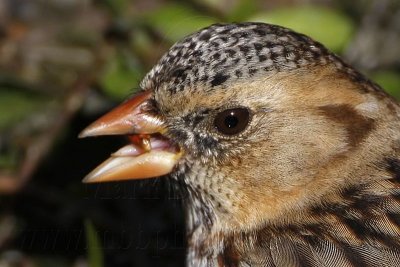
[[0, 0, 399, 266], [250, 6, 355, 52], [85, 220, 104, 267], [372, 71, 400, 99], [144, 4, 217, 42], [226, 0, 258, 21], [0, 89, 48, 130], [100, 50, 143, 99]]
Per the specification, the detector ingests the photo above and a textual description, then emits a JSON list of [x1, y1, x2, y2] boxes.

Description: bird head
[[80, 23, 400, 234]]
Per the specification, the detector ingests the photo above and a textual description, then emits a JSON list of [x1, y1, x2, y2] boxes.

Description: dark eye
[[214, 108, 250, 135]]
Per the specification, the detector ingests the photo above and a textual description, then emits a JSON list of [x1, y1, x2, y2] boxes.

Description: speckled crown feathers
[[140, 22, 343, 94]]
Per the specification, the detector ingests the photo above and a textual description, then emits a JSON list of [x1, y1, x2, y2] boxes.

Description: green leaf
[[248, 6, 355, 52], [84, 219, 104, 267], [0, 89, 47, 130], [100, 51, 143, 100], [371, 71, 400, 99], [144, 4, 217, 42]]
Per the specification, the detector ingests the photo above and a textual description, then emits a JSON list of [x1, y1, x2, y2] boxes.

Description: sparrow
[[80, 23, 400, 266]]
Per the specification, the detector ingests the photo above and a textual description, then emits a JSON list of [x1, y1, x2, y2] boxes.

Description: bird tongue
[[82, 134, 180, 183], [112, 134, 176, 157]]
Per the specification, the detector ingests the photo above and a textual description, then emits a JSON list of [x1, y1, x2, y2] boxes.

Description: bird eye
[[214, 108, 250, 135]]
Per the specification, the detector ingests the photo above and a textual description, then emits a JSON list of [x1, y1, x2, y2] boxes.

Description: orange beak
[[79, 91, 182, 183]]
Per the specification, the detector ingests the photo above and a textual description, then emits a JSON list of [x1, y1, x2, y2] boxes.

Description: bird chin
[[82, 133, 182, 183]]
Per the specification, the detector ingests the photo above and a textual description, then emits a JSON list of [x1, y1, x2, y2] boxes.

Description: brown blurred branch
[[0, 75, 93, 194], [345, 0, 400, 70]]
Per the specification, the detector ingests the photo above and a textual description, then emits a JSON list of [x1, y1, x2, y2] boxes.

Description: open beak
[[79, 90, 182, 183]]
